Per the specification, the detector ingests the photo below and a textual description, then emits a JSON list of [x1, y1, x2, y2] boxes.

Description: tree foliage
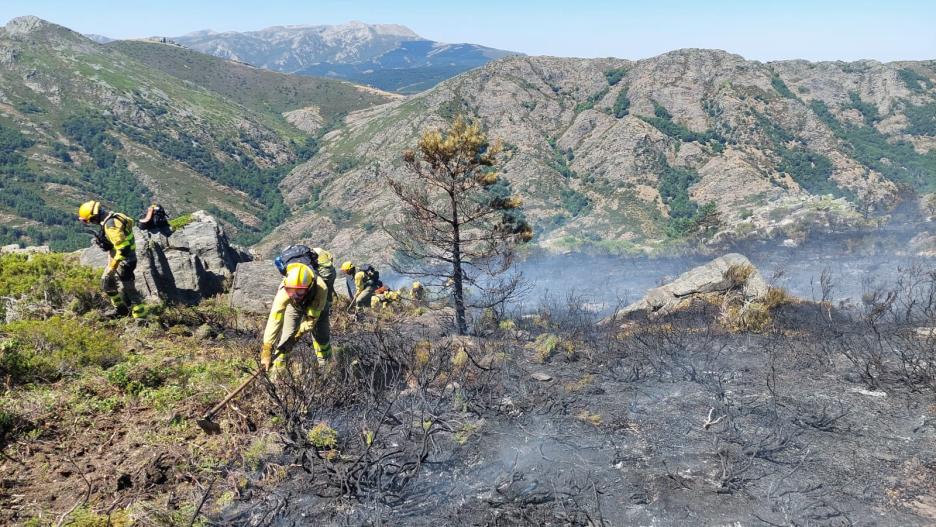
[[387, 116, 531, 334], [612, 88, 630, 118], [811, 100, 936, 192], [604, 67, 629, 86]]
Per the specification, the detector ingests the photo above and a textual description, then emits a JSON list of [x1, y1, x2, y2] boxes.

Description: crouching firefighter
[[261, 262, 332, 373], [78, 200, 143, 318], [340, 261, 381, 310]]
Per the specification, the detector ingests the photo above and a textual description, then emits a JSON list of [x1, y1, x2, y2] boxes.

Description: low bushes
[[0, 253, 104, 318], [0, 316, 121, 385]]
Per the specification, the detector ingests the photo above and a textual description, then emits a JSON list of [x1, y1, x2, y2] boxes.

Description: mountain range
[[257, 51, 936, 261], [171, 22, 517, 93], [2, 16, 934, 261], [0, 16, 392, 249]]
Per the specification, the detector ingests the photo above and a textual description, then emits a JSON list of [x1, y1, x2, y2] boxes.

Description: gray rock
[[621, 253, 768, 317], [79, 211, 249, 305], [1, 244, 50, 255], [228, 260, 282, 315]]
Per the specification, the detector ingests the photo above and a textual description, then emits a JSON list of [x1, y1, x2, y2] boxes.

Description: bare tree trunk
[[451, 191, 467, 335]]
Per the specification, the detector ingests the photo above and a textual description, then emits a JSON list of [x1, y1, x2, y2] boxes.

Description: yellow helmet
[[412, 281, 422, 289], [340, 261, 354, 274], [78, 200, 101, 223], [284, 263, 314, 300]]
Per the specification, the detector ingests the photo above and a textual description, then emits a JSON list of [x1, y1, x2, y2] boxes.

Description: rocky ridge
[[258, 51, 936, 261]]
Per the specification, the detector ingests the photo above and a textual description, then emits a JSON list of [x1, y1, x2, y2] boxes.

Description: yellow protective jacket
[[102, 212, 135, 270], [354, 270, 367, 293], [262, 273, 329, 348], [313, 247, 333, 269]]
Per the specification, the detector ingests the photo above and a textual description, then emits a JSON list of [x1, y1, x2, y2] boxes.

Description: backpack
[[274, 245, 318, 276], [139, 204, 170, 230], [92, 228, 113, 252], [361, 264, 382, 288], [151, 205, 169, 227]]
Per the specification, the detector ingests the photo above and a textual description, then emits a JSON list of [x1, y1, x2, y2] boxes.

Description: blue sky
[[2, 0, 933, 61]]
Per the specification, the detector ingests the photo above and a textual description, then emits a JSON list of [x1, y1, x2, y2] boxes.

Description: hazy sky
[[2, 0, 933, 62]]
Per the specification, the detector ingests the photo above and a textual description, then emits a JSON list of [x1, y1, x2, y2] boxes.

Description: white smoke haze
[[514, 207, 934, 315]]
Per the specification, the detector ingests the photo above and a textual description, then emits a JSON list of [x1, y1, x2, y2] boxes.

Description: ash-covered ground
[[220, 254, 936, 526]]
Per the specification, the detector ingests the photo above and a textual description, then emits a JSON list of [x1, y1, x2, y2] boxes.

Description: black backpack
[[361, 264, 382, 288], [275, 245, 318, 276], [92, 228, 113, 252], [140, 204, 170, 230]]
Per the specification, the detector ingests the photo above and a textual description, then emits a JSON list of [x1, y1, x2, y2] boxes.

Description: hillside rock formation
[[258, 51, 936, 262], [80, 212, 249, 304], [620, 253, 769, 317], [228, 261, 283, 315]]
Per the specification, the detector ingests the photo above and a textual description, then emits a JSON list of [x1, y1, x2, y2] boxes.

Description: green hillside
[[108, 39, 394, 121], [0, 17, 392, 250]]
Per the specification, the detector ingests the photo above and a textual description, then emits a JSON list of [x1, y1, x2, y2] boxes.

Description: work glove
[[296, 317, 316, 339], [260, 342, 274, 370], [101, 269, 118, 292]]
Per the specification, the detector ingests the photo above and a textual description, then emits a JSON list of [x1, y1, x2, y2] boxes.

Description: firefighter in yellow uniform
[[410, 281, 425, 306], [261, 262, 332, 371], [340, 261, 380, 309], [78, 200, 143, 318]]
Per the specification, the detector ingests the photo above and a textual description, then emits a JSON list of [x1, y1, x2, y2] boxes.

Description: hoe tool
[[196, 346, 285, 434]]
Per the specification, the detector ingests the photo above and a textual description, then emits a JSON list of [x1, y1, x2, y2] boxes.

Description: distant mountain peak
[[84, 33, 114, 44], [3, 15, 92, 45], [172, 21, 516, 93], [4, 15, 53, 35]]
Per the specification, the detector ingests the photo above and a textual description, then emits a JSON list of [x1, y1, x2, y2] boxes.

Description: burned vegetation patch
[[215, 265, 936, 526]]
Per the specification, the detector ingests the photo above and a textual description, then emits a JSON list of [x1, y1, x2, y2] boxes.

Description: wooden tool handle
[[202, 368, 264, 420]]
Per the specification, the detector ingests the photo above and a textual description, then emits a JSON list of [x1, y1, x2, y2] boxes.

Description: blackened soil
[[222, 300, 936, 526]]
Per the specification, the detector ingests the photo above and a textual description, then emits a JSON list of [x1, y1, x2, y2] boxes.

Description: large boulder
[[228, 260, 283, 315], [79, 211, 251, 304], [621, 253, 769, 317]]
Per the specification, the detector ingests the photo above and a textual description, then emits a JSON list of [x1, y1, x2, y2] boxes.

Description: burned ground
[[216, 269, 936, 526], [2, 261, 935, 526]]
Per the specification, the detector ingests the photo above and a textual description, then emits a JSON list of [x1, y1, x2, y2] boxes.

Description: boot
[[104, 304, 130, 318]]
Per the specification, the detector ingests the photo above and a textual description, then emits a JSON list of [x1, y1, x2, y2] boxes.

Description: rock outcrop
[[80, 211, 250, 304], [910, 231, 936, 258], [228, 261, 283, 315], [621, 253, 769, 317]]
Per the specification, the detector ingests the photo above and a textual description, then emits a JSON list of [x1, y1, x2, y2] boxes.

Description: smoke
[[515, 208, 935, 314]]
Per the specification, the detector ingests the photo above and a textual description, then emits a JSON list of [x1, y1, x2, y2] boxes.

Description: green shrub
[[0, 253, 104, 318], [898, 67, 934, 94], [308, 422, 338, 453], [810, 100, 936, 192], [770, 74, 796, 99], [106, 361, 168, 395], [612, 88, 630, 118], [641, 102, 724, 145], [575, 87, 609, 112], [559, 189, 591, 217], [604, 67, 629, 86], [1, 317, 121, 384], [168, 213, 193, 231], [59, 506, 132, 527]]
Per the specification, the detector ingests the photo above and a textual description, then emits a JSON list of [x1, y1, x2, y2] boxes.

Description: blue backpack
[[274, 245, 317, 276]]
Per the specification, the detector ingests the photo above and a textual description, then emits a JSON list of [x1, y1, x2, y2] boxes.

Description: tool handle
[[202, 368, 263, 420], [201, 346, 288, 420]]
